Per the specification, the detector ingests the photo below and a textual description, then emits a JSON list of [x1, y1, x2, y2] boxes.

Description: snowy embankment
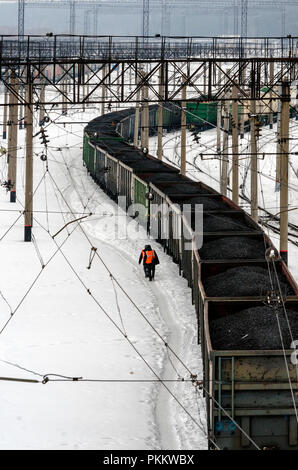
[[0, 94, 207, 449]]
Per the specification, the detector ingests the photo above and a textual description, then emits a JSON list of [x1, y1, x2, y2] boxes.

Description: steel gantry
[[0, 33, 297, 258], [0, 34, 297, 107]]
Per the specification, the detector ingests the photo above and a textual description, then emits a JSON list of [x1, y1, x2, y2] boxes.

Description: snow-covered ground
[[0, 93, 207, 450], [1, 80, 297, 450]]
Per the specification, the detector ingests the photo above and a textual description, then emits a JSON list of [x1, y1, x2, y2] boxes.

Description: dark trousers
[[144, 264, 155, 280]]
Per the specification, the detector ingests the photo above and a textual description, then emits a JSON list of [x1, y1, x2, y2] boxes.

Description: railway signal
[[255, 119, 262, 139]]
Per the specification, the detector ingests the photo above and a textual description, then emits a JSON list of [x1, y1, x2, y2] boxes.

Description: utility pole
[[250, 97, 258, 222], [133, 68, 141, 147], [24, 82, 33, 242], [241, 0, 248, 37], [180, 81, 187, 175], [101, 65, 106, 116], [157, 66, 164, 160], [221, 72, 230, 196], [140, 84, 145, 148], [18, 0, 25, 37], [142, 0, 149, 41], [233, 2, 239, 35], [281, 5, 286, 36], [276, 83, 282, 188], [232, 83, 239, 205], [39, 83, 45, 125], [161, 0, 170, 36], [133, 88, 141, 147], [143, 80, 149, 151], [62, 78, 67, 115], [69, 0, 76, 35], [279, 80, 290, 265], [203, 63, 207, 96], [140, 69, 149, 150], [3, 76, 8, 139], [18, 84, 24, 129], [7, 73, 18, 203], [240, 64, 246, 138], [217, 64, 222, 155], [269, 62, 274, 129]]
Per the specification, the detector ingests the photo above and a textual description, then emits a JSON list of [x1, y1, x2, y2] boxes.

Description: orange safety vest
[[144, 250, 155, 264]]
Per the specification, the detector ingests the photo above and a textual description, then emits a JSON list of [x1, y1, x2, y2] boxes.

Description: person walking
[[138, 244, 159, 281]]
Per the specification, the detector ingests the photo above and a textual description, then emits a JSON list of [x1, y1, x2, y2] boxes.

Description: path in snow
[[0, 98, 207, 450]]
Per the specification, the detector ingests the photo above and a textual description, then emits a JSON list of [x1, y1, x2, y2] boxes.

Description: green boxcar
[[87, 142, 95, 176], [83, 134, 90, 167], [186, 102, 218, 126], [133, 176, 148, 227]]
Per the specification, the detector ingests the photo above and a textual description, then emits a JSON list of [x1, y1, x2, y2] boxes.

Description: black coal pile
[[162, 183, 211, 195], [198, 236, 265, 260], [185, 196, 233, 212], [202, 214, 252, 233], [204, 266, 293, 297], [144, 173, 181, 183], [209, 306, 298, 350]]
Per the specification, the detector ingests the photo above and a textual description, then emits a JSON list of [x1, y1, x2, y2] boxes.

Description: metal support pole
[[240, 65, 246, 138], [18, 84, 24, 129], [24, 82, 33, 242], [180, 81, 187, 175], [18, 0, 25, 37], [62, 79, 67, 115], [203, 63, 207, 96], [250, 98, 258, 222], [39, 83, 45, 125], [140, 83, 145, 148], [221, 72, 230, 196], [269, 62, 274, 129], [133, 88, 141, 148], [217, 63, 222, 155], [3, 80, 8, 139], [133, 67, 141, 147], [101, 64, 106, 116], [157, 66, 163, 160], [276, 83, 282, 187], [232, 83, 239, 205], [280, 80, 290, 265], [217, 100, 221, 154], [143, 82, 149, 151], [7, 73, 18, 203]]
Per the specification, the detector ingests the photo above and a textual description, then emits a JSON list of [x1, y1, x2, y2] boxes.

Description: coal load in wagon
[[161, 183, 211, 196], [131, 160, 177, 173], [104, 146, 143, 163], [202, 213, 252, 233], [144, 173, 183, 184], [198, 236, 265, 260], [209, 306, 298, 350], [204, 266, 293, 297], [183, 196, 233, 212]]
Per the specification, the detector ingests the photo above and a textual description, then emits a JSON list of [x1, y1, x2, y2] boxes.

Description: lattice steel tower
[[241, 0, 248, 36], [69, 0, 76, 35], [18, 0, 25, 37], [142, 0, 149, 39]]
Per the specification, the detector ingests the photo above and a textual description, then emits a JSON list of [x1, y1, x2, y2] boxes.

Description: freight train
[[83, 102, 298, 450]]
